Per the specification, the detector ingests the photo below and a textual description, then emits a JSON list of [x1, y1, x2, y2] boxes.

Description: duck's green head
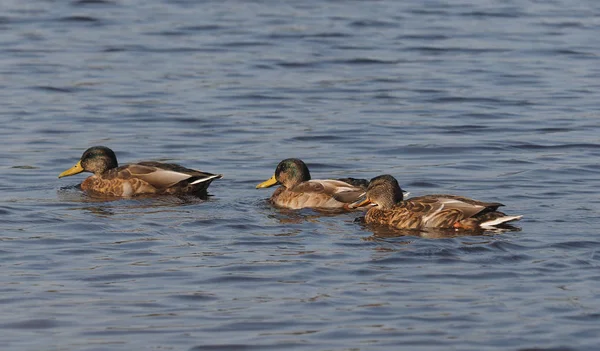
[[58, 146, 118, 178], [256, 158, 311, 189]]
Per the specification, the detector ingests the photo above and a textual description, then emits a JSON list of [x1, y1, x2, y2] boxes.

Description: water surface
[[1, 0, 600, 350]]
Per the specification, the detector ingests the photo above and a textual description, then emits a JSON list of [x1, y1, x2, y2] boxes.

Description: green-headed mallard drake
[[58, 146, 222, 197], [352, 175, 522, 230], [256, 158, 369, 210]]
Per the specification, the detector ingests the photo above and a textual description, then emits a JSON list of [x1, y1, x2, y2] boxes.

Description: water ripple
[[2, 0, 600, 350]]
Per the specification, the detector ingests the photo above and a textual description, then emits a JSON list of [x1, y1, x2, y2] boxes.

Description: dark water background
[[2, 0, 600, 350]]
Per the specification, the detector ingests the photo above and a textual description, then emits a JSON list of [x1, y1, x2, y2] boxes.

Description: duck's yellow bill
[[256, 174, 278, 189], [58, 161, 84, 178], [349, 198, 372, 209]]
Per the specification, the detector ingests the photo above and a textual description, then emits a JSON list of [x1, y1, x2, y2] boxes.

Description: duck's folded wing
[[387, 197, 459, 228], [138, 162, 221, 185], [404, 195, 501, 224], [293, 179, 365, 203], [332, 190, 366, 204], [289, 180, 325, 194], [122, 163, 195, 189]]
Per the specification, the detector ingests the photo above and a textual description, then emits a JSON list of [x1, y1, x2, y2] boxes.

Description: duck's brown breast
[[81, 176, 158, 197]]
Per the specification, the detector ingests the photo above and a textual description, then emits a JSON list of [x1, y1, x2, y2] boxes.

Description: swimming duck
[[58, 146, 222, 197], [352, 175, 522, 230], [256, 158, 369, 209]]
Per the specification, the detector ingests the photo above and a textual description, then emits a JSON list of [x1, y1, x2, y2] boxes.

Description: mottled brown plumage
[[256, 158, 368, 209], [59, 146, 222, 197], [354, 175, 522, 231]]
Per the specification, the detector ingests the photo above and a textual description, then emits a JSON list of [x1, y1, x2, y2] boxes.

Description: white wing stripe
[[422, 203, 444, 223], [190, 174, 221, 185]]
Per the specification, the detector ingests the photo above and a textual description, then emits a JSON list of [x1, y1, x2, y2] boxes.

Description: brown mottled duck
[[352, 175, 522, 231], [256, 158, 369, 210], [58, 146, 222, 196]]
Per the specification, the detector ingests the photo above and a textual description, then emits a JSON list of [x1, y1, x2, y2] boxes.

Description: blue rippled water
[[1, 0, 600, 350]]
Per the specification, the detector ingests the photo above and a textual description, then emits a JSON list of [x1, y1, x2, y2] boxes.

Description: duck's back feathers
[[271, 179, 366, 209], [135, 162, 222, 187], [291, 179, 362, 194], [366, 194, 513, 230], [411, 194, 503, 220], [336, 177, 369, 189], [79, 162, 222, 196], [122, 163, 195, 187]]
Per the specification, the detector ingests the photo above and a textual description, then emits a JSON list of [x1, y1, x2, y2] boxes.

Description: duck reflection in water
[[58, 185, 211, 218], [357, 216, 522, 240]]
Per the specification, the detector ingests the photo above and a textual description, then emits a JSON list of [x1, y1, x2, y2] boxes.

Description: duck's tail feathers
[[190, 174, 223, 185], [480, 215, 523, 229]]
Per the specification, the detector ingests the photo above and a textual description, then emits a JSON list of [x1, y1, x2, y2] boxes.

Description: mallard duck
[[58, 146, 222, 196], [352, 175, 522, 230], [256, 158, 369, 209]]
